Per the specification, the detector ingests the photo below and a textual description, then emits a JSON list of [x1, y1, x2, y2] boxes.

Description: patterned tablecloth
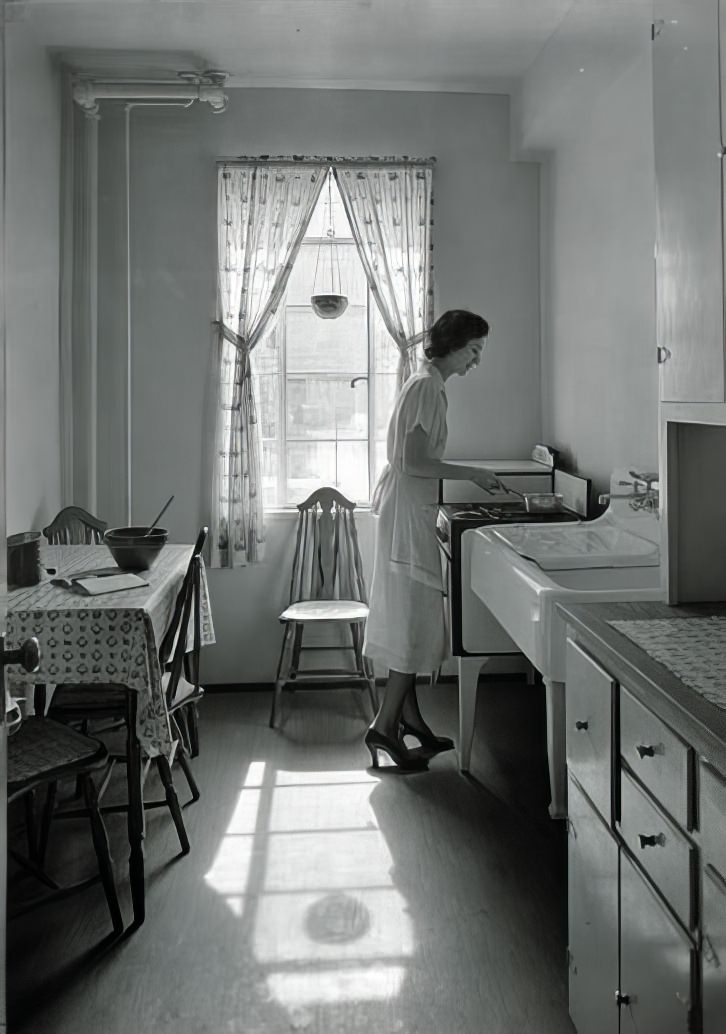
[[609, 616, 726, 712], [6, 544, 216, 757]]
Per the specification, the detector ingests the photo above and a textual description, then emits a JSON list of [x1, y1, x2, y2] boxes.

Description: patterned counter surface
[[557, 600, 726, 770], [608, 616, 726, 713]]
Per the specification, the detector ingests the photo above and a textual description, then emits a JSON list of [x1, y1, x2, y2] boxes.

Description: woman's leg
[[400, 684, 437, 738], [371, 669, 415, 739]]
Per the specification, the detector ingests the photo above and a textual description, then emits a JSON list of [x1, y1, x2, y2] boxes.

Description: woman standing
[[363, 310, 503, 771]]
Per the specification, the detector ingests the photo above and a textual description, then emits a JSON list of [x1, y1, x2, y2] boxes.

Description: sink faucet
[[617, 471, 660, 517]]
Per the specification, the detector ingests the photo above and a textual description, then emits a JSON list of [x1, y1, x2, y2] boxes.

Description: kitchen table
[[5, 543, 215, 927]]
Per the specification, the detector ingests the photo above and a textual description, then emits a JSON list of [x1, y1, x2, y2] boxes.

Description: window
[[252, 172, 402, 508]]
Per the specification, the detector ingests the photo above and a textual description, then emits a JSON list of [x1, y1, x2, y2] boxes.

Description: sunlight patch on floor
[[266, 964, 408, 1007], [204, 763, 414, 1010]]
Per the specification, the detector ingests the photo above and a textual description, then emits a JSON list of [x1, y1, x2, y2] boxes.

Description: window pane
[[286, 242, 368, 306], [261, 440, 280, 509], [287, 377, 368, 441], [336, 441, 370, 503], [286, 307, 368, 375], [304, 172, 349, 241], [285, 441, 336, 506], [373, 372, 397, 438]]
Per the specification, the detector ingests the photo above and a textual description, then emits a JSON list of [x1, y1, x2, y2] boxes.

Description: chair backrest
[[288, 487, 368, 605], [42, 506, 107, 545], [159, 527, 208, 708]]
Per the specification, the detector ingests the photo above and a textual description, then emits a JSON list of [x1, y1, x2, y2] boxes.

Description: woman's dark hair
[[423, 309, 489, 360]]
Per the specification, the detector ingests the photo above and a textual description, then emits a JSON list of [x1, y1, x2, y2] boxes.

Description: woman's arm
[[402, 427, 503, 490]]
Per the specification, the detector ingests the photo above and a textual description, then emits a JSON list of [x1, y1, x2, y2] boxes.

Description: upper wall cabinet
[[653, 0, 726, 402]]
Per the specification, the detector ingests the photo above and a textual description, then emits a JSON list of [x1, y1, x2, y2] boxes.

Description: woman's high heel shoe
[[365, 728, 429, 771], [399, 718, 455, 756]]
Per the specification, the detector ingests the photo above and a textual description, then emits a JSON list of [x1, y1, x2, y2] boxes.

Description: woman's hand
[[471, 469, 504, 494]]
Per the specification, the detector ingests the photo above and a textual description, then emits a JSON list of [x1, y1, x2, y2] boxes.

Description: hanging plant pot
[[311, 294, 349, 320]]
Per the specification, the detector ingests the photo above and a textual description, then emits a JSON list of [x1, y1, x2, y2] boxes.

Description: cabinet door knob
[[656, 345, 672, 364], [574, 719, 589, 731], [636, 743, 656, 759], [638, 832, 666, 849]]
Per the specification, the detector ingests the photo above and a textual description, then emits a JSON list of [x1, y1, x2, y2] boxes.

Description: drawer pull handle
[[574, 720, 589, 731], [638, 833, 666, 849], [636, 743, 656, 759]]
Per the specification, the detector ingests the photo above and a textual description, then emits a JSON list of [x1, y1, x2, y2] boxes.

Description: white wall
[[5, 26, 62, 534], [513, 2, 658, 497], [96, 89, 540, 682]]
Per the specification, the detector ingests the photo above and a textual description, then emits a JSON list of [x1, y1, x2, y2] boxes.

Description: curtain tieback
[[396, 329, 425, 352], [213, 320, 249, 353]]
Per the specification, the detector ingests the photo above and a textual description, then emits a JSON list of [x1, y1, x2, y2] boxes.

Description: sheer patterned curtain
[[211, 163, 327, 567], [334, 162, 434, 386]]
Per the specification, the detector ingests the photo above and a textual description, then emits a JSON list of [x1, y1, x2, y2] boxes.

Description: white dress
[[363, 362, 449, 674]]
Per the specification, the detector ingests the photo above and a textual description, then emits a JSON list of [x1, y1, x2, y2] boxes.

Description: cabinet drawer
[[619, 770, 696, 931], [700, 760, 726, 880], [702, 865, 726, 1033], [566, 639, 614, 823], [620, 688, 693, 829]]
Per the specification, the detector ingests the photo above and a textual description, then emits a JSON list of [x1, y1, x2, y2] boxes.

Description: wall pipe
[[124, 100, 194, 525], [74, 80, 228, 117], [72, 75, 227, 524]]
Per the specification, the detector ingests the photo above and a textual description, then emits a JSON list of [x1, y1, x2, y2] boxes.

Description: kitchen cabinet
[[563, 631, 715, 1032], [567, 774, 619, 1034], [619, 852, 695, 1032], [702, 866, 726, 1031], [653, 0, 725, 402]]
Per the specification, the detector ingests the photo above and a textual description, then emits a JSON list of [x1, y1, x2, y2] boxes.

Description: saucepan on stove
[[505, 489, 565, 513]]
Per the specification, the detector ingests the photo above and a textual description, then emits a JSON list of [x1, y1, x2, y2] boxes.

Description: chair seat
[[8, 718, 107, 793], [280, 599, 369, 623]]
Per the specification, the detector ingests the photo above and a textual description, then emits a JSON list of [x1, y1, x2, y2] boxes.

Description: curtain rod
[[216, 156, 436, 168]]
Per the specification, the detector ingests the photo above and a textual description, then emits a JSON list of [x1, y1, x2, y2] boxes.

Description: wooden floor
[[7, 679, 575, 1034]]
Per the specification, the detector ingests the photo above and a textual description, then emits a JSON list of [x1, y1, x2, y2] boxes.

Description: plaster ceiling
[[8, 0, 581, 93]]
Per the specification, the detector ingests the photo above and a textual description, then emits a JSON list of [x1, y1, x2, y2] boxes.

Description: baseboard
[[204, 671, 532, 693]]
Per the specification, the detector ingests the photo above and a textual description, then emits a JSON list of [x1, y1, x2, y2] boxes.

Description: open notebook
[[51, 568, 149, 595]]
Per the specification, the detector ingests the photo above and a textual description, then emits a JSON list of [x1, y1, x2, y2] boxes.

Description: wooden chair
[[47, 528, 208, 857], [7, 716, 123, 935], [34, 506, 108, 717], [270, 487, 377, 728], [42, 505, 107, 545]]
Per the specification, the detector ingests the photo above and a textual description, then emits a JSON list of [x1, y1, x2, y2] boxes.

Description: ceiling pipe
[[72, 77, 228, 117]]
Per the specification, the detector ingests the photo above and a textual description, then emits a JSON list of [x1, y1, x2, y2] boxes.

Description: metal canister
[[7, 531, 41, 589]]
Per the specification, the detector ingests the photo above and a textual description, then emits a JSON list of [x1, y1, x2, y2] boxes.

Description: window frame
[[257, 217, 397, 510]]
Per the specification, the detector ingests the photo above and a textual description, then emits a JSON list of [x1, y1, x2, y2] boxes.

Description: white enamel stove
[[462, 469, 664, 819]]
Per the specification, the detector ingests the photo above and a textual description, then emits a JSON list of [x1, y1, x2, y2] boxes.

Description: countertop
[[557, 600, 726, 770]]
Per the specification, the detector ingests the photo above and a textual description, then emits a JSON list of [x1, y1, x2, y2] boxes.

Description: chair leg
[[24, 791, 38, 862], [82, 774, 124, 935], [155, 756, 190, 855], [270, 623, 294, 728], [33, 683, 47, 716], [39, 781, 58, 864], [351, 622, 378, 717], [186, 703, 200, 758], [289, 624, 304, 691], [177, 751, 201, 804]]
